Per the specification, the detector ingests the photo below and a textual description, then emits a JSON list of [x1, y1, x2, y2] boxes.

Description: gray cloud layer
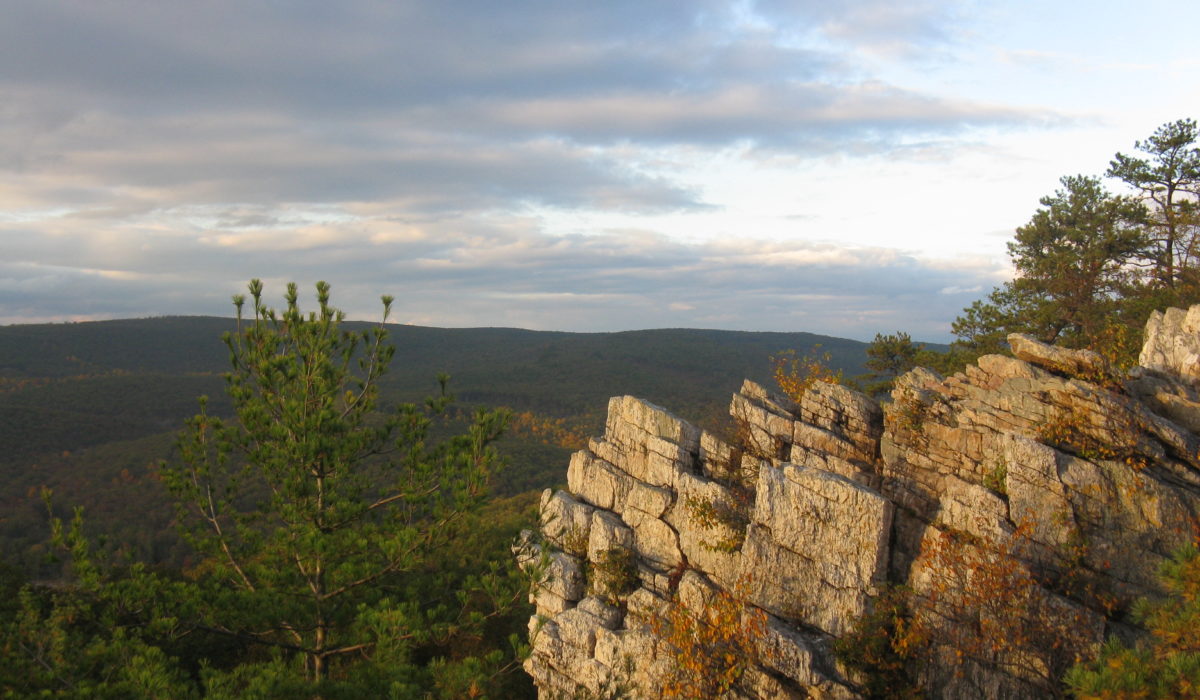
[[0, 215, 1002, 340], [0, 1, 1022, 340]]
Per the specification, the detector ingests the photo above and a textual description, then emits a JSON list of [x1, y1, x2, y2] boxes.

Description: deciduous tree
[[911, 524, 1098, 698], [653, 576, 767, 699], [771, 345, 843, 403]]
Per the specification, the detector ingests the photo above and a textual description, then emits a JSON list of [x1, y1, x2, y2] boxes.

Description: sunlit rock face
[[518, 306, 1200, 699]]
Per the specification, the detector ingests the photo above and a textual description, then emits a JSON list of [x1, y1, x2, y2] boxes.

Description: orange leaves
[[833, 584, 926, 698], [506, 410, 587, 450], [911, 522, 1098, 693], [683, 494, 749, 553], [1037, 403, 1149, 471], [887, 387, 931, 450], [1083, 322, 1140, 378], [653, 575, 767, 699], [1066, 546, 1200, 697], [771, 346, 843, 403]]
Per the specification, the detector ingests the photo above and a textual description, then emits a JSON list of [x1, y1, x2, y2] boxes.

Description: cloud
[[0, 1, 1045, 339], [0, 2, 1051, 213], [806, 1, 966, 57], [469, 81, 1036, 149], [0, 208, 1004, 340]]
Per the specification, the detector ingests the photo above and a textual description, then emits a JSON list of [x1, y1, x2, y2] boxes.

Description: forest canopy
[[0, 282, 536, 698]]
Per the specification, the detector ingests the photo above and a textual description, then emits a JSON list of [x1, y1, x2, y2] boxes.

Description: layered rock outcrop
[[517, 307, 1200, 698]]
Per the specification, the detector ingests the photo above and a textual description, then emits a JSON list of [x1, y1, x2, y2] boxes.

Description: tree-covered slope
[[0, 317, 874, 433], [0, 316, 878, 572]]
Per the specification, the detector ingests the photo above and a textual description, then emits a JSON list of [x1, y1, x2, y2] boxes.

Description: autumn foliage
[[1037, 402, 1151, 471], [506, 410, 588, 450], [833, 584, 926, 699], [770, 345, 843, 403], [911, 523, 1098, 697], [652, 576, 768, 699]]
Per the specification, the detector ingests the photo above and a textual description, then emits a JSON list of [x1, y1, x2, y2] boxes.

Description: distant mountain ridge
[[0, 315, 916, 572], [0, 315, 872, 377], [0, 315, 960, 470], [0, 316, 893, 415]]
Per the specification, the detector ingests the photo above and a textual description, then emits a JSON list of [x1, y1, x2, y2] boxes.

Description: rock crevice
[[519, 307, 1200, 698]]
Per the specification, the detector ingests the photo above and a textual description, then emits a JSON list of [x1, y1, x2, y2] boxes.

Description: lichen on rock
[[518, 305, 1200, 698]]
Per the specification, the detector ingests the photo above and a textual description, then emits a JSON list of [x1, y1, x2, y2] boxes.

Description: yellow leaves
[[1037, 403, 1148, 470], [653, 575, 766, 699], [771, 346, 843, 403], [911, 521, 1098, 692], [1067, 547, 1200, 697], [887, 388, 931, 449], [835, 585, 927, 697], [683, 495, 748, 553], [1084, 321, 1141, 376], [505, 410, 587, 449]]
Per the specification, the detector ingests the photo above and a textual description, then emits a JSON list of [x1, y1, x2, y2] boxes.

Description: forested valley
[[0, 296, 871, 697], [1, 118, 1198, 698]]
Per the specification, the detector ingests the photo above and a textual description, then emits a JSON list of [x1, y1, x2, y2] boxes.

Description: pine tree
[[161, 280, 514, 692], [1108, 118, 1200, 295], [1066, 546, 1200, 698], [1, 280, 532, 697], [862, 331, 923, 396], [949, 175, 1146, 362]]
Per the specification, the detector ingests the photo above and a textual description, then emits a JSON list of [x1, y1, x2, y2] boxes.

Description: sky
[[2, 1, 1198, 341]]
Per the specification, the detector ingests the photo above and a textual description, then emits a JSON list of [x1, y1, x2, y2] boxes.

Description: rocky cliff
[[516, 306, 1200, 698]]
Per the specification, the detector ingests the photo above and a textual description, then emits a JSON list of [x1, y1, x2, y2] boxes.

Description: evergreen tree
[[161, 280, 516, 693], [861, 332, 923, 396], [1004, 175, 1146, 345], [950, 285, 1027, 359], [1067, 546, 1200, 698], [0, 498, 200, 698], [1, 281, 534, 698], [1107, 118, 1200, 296], [949, 175, 1147, 361]]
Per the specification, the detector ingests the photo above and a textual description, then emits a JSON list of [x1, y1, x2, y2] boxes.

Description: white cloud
[[0, 0, 1196, 342], [939, 285, 984, 295], [0, 212, 1001, 339]]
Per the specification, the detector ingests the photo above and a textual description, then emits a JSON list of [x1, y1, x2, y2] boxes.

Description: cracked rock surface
[[518, 306, 1200, 698]]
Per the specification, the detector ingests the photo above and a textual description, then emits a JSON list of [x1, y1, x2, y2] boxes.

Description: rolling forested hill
[[0, 315, 880, 573]]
